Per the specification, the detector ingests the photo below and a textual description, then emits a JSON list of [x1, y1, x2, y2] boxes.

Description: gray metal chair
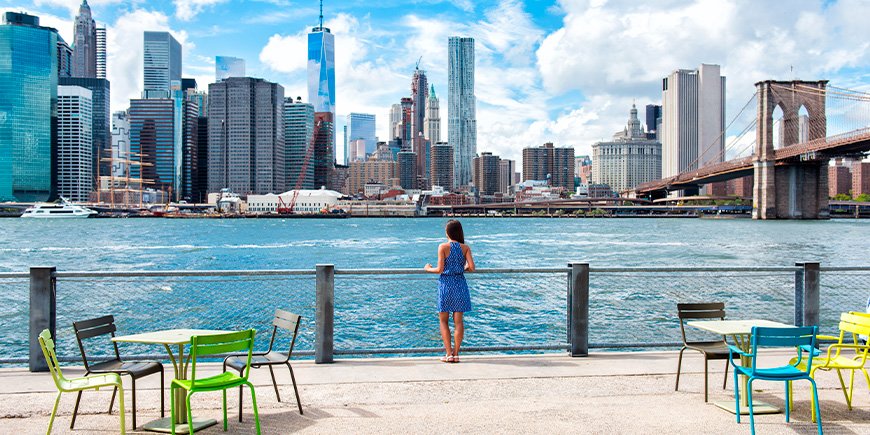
[[675, 302, 737, 402], [224, 309, 303, 421], [72, 315, 164, 429]]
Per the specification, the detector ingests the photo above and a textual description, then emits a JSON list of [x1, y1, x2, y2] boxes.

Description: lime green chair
[[37, 329, 126, 435], [170, 329, 260, 435], [789, 311, 870, 422]]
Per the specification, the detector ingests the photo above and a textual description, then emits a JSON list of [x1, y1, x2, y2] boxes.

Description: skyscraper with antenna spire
[[308, 0, 335, 116]]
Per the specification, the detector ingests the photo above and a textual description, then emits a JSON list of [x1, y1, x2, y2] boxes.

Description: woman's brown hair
[[445, 219, 465, 244]]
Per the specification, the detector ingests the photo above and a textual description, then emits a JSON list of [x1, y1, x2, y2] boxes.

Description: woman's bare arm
[[424, 243, 448, 273], [463, 245, 476, 272]]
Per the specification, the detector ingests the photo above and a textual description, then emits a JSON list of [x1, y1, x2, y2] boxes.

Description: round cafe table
[[112, 329, 233, 433]]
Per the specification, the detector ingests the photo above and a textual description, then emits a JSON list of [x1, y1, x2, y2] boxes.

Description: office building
[[215, 56, 245, 81], [313, 112, 335, 189], [424, 84, 440, 143], [348, 139, 366, 163], [645, 104, 661, 140], [59, 77, 110, 180], [399, 97, 413, 146], [308, 11, 335, 116], [57, 85, 93, 202], [95, 26, 105, 79], [0, 12, 58, 202], [472, 152, 500, 195], [195, 115, 208, 202], [430, 142, 453, 191], [284, 98, 315, 190], [72, 0, 97, 78], [499, 159, 515, 195], [128, 98, 175, 192], [110, 111, 129, 178], [592, 104, 662, 192], [208, 77, 285, 195], [661, 64, 725, 177], [389, 103, 402, 139], [522, 143, 575, 193], [345, 159, 396, 196], [143, 31, 181, 99], [448, 36, 476, 188], [57, 37, 72, 77], [181, 100, 200, 201], [397, 151, 417, 190], [411, 67, 428, 139], [346, 113, 376, 160]]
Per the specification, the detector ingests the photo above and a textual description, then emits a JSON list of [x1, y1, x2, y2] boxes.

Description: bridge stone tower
[[753, 80, 829, 219]]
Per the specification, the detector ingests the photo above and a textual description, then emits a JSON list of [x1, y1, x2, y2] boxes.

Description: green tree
[[856, 193, 870, 203]]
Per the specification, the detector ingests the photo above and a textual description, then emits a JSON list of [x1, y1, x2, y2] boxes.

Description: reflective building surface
[[143, 31, 181, 99], [448, 36, 476, 188], [308, 27, 335, 115]]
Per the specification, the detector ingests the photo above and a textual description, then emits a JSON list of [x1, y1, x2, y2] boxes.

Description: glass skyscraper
[[448, 36, 476, 188], [346, 113, 376, 161], [307, 27, 335, 115], [0, 12, 58, 202], [215, 56, 245, 81], [143, 31, 181, 99], [285, 98, 315, 190]]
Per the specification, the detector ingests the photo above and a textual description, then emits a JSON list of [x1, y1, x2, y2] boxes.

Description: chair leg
[[723, 360, 729, 389], [170, 384, 177, 435], [747, 378, 756, 435], [675, 347, 686, 391], [247, 382, 261, 435], [734, 365, 741, 423], [222, 389, 228, 431], [810, 378, 823, 435], [186, 392, 195, 435], [835, 368, 852, 409], [703, 357, 709, 402], [70, 390, 83, 429], [238, 368, 245, 422], [131, 377, 137, 429], [47, 392, 62, 435], [160, 367, 165, 418], [268, 365, 281, 402], [287, 362, 303, 415], [788, 380, 794, 412], [784, 381, 791, 422], [117, 383, 126, 435], [108, 385, 118, 414]]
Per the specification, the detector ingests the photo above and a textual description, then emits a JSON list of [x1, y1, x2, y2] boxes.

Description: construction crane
[[415, 56, 422, 70], [283, 118, 323, 214]]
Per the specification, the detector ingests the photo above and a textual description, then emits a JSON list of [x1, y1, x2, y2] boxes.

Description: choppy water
[[0, 217, 868, 360]]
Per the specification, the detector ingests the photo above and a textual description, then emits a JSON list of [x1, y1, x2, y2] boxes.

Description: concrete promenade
[[1, 350, 868, 434]]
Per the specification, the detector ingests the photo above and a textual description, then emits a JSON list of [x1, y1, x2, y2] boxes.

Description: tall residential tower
[[448, 36, 476, 188]]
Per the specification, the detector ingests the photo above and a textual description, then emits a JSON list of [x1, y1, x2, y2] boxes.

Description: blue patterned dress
[[437, 241, 472, 313]]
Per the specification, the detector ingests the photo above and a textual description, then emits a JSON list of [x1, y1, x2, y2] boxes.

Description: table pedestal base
[[712, 400, 780, 415], [142, 416, 218, 433]]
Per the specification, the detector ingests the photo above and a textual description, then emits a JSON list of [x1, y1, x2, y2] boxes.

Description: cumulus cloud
[[173, 0, 228, 21], [31, 0, 124, 17]]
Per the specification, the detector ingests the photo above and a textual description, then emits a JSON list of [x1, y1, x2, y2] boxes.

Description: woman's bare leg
[[439, 312, 453, 357], [453, 312, 464, 357]]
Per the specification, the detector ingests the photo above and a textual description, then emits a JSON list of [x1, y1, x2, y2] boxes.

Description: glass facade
[[285, 100, 315, 190], [0, 13, 58, 202], [345, 113, 376, 161], [307, 29, 335, 115], [128, 98, 176, 193], [447, 36, 476, 188], [143, 31, 181, 99]]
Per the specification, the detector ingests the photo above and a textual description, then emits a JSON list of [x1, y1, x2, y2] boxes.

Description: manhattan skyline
[[3, 0, 869, 165]]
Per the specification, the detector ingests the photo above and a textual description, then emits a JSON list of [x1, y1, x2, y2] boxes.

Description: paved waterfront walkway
[[1, 350, 869, 434]]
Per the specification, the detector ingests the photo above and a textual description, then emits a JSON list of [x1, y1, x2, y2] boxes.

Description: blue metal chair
[[728, 326, 822, 435]]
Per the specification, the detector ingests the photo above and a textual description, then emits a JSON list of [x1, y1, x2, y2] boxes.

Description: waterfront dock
[[1, 350, 868, 433]]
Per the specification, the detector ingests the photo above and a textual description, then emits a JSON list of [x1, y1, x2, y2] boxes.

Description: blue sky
[[5, 0, 870, 163]]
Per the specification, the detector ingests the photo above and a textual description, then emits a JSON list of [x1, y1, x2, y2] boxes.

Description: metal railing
[[3, 262, 868, 371]]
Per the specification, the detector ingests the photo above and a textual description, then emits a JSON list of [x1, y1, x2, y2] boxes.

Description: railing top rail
[[819, 266, 870, 272], [0, 272, 30, 279], [335, 267, 571, 275], [54, 269, 316, 278], [590, 266, 802, 273]]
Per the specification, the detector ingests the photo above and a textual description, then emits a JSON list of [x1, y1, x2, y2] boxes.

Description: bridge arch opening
[[772, 105, 784, 149], [798, 105, 810, 143]]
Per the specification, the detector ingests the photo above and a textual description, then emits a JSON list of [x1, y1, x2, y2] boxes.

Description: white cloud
[[31, 0, 124, 17], [0, 7, 74, 42], [173, 0, 228, 21]]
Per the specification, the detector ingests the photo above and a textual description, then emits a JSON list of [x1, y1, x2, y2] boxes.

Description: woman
[[425, 219, 475, 363]]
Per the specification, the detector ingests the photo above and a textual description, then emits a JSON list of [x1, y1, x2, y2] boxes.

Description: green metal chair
[[729, 326, 822, 435], [37, 329, 126, 435], [170, 329, 260, 435]]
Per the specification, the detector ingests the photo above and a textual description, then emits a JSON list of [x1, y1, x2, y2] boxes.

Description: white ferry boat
[[20, 199, 98, 219]]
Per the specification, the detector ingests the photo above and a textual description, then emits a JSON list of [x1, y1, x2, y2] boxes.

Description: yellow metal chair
[[37, 329, 126, 434], [789, 312, 870, 422]]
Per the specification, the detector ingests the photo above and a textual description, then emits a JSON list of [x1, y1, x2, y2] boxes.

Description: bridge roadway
[[633, 127, 870, 196]]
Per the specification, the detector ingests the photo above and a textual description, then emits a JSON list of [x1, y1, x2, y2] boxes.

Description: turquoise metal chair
[[728, 326, 822, 435]]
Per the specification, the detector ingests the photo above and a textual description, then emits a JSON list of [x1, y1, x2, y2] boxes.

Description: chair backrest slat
[[72, 315, 115, 330], [190, 329, 255, 387], [38, 329, 68, 390], [677, 302, 725, 311], [839, 312, 870, 337], [75, 323, 117, 340], [752, 326, 817, 347], [678, 310, 726, 319], [676, 302, 726, 344], [72, 315, 121, 369], [273, 315, 300, 331]]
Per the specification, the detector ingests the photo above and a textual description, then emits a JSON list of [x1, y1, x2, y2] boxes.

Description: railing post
[[794, 263, 805, 327], [29, 266, 56, 372], [569, 262, 589, 357], [802, 262, 820, 327], [315, 264, 334, 364]]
